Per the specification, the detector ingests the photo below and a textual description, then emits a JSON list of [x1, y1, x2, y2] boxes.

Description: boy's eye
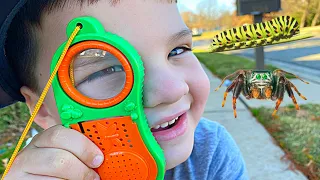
[[168, 46, 192, 57], [81, 65, 124, 84], [75, 64, 126, 100], [72, 49, 126, 100]]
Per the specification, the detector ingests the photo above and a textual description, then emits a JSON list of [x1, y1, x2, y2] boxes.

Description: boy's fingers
[[29, 125, 104, 168], [23, 175, 64, 180], [5, 173, 64, 180], [22, 147, 100, 180]]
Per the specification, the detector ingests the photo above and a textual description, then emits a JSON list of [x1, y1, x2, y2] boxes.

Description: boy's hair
[[5, 0, 177, 94]]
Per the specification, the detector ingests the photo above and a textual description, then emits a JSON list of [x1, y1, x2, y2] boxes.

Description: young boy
[[0, 0, 248, 179]]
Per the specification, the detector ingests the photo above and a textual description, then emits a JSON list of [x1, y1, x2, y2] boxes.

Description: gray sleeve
[[207, 125, 249, 180], [165, 118, 249, 180]]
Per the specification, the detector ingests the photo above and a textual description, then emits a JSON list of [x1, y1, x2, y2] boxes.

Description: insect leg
[[271, 78, 279, 101], [242, 83, 250, 99], [221, 79, 238, 107], [288, 81, 307, 100], [272, 77, 285, 117], [285, 82, 300, 110], [274, 69, 309, 84], [242, 71, 251, 99], [232, 75, 244, 118], [214, 70, 244, 91]]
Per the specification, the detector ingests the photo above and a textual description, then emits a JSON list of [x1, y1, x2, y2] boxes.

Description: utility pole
[[253, 12, 265, 70]]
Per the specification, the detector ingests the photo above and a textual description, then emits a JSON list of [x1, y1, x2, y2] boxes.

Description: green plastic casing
[[50, 16, 165, 180]]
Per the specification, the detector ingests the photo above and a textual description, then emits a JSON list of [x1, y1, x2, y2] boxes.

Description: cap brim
[[0, 86, 17, 108], [0, 0, 28, 108]]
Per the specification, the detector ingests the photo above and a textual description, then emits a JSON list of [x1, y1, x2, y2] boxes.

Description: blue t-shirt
[[164, 118, 249, 180]]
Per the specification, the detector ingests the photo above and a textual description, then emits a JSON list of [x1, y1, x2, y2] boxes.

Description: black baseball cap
[[0, 0, 28, 108]]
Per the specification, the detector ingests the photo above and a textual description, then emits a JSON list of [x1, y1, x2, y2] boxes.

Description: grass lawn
[[194, 52, 295, 79], [251, 104, 320, 179], [0, 102, 40, 176], [194, 51, 320, 179]]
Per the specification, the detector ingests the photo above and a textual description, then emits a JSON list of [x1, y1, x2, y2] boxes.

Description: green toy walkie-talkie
[[50, 16, 165, 180]]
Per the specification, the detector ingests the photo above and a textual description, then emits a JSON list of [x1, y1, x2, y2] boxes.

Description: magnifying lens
[[50, 17, 165, 180]]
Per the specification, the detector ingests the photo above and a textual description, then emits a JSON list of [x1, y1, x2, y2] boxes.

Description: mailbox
[[236, 0, 281, 15]]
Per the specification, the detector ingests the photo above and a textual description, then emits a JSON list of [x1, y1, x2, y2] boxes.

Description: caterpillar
[[210, 16, 300, 52]]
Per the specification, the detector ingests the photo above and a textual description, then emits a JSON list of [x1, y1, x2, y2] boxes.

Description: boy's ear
[[20, 86, 53, 129]]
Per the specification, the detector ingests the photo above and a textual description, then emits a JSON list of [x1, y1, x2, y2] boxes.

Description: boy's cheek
[[188, 68, 210, 118], [43, 89, 63, 127], [188, 68, 210, 101]]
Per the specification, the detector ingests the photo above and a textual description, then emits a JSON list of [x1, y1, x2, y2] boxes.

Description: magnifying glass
[[50, 17, 165, 180], [58, 41, 132, 107]]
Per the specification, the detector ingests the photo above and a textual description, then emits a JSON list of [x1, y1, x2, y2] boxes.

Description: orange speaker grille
[[70, 116, 157, 180]]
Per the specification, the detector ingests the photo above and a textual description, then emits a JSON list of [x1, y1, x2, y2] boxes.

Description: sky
[[178, 0, 236, 14]]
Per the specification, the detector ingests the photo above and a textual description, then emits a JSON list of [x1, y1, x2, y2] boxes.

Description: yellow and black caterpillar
[[210, 16, 300, 52]]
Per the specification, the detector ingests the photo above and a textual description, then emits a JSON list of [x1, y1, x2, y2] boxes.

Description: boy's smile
[[23, 0, 210, 170], [149, 96, 191, 141]]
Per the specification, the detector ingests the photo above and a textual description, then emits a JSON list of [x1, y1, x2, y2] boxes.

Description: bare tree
[[311, 0, 320, 26], [300, 0, 311, 28], [218, 11, 233, 29], [196, 0, 220, 30], [181, 11, 197, 29]]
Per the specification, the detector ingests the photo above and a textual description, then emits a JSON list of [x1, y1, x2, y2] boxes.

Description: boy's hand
[[4, 125, 104, 180]]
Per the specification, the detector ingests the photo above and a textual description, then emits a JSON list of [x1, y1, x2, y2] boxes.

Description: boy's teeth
[[169, 119, 176, 125], [152, 117, 180, 129], [153, 117, 179, 129], [160, 122, 169, 128]]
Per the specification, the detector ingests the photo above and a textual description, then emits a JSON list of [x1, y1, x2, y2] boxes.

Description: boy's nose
[[143, 68, 189, 107]]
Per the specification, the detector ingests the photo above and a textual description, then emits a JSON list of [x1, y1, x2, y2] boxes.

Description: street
[[228, 36, 320, 70]]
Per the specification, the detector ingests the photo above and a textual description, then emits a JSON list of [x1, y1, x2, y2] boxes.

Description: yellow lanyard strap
[[1, 25, 81, 180]]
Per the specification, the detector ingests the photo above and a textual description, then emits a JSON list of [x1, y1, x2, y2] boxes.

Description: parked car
[[192, 28, 203, 36]]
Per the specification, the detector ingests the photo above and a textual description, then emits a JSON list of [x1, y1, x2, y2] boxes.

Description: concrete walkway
[[201, 64, 307, 180]]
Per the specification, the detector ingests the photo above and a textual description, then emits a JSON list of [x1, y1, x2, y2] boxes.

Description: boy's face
[[24, 0, 210, 170]]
